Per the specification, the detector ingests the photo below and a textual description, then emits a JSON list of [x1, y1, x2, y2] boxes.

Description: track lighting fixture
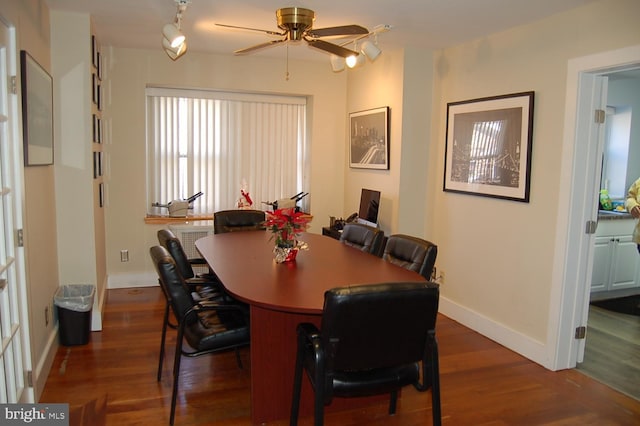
[[329, 24, 390, 72], [162, 0, 190, 60]]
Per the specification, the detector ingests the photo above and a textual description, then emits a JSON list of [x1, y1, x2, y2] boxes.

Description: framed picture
[[349, 106, 389, 170], [20, 50, 54, 166], [91, 35, 98, 69], [99, 182, 104, 207], [443, 91, 534, 202]]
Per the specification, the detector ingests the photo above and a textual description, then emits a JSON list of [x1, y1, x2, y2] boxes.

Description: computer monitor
[[357, 188, 381, 228]]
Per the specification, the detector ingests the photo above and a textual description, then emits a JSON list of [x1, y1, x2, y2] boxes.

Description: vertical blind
[[146, 88, 309, 215]]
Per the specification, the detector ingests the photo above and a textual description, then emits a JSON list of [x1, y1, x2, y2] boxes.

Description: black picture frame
[[20, 50, 54, 166], [349, 106, 390, 170], [443, 91, 534, 202]]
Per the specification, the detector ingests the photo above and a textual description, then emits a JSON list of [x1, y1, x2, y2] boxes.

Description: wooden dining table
[[195, 231, 426, 424]]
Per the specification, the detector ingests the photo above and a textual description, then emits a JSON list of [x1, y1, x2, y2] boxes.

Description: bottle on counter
[[599, 189, 613, 210]]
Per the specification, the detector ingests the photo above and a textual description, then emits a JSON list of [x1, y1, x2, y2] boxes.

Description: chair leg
[[388, 390, 398, 415], [157, 301, 170, 382], [313, 362, 325, 426], [290, 336, 304, 426], [169, 325, 185, 426], [430, 343, 442, 426]]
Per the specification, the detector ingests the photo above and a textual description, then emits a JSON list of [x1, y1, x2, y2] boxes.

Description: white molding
[[439, 296, 549, 369], [108, 272, 158, 289], [32, 329, 59, 402]]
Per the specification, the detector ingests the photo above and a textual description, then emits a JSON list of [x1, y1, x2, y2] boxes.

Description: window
[[146, 87, 309, 215], [601, 106, 631, 199]]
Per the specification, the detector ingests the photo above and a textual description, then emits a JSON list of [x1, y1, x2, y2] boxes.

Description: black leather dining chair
[[338, 222, 385, 256], [157, 229, 223, 301], [150, 245, 250, 425], [383, 234, 438, 280], [290, 281, 441, 426], [213, 209, 266, 234]]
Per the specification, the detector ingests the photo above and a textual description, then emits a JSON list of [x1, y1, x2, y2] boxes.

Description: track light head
[[162, 23, 185, 48], [361, 40, 381, 61], [330, 54, 345, 72], [346, 53, 365, 68], [163, 37, 187, 61]]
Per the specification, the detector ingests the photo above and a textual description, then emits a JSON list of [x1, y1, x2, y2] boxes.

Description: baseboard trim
[[439, 296, 551, 369], [32, 328, 59, 402], [107, 272, 158, 289]]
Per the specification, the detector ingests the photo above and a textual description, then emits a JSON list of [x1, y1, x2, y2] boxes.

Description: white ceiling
[[46, 0, 600, 62]]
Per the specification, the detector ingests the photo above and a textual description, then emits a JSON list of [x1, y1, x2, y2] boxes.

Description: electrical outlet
[[120, 250, 129, 262], [440, 270, 445, 284]]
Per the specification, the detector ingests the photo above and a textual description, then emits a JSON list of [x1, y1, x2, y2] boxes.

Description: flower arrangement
[[264, 208, 312, 262], [264, 208, 312, 247]]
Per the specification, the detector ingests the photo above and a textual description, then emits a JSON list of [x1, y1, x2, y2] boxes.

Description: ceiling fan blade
[[306, 25, 369, 38], [216, 23, 284, 37], [306, 39, 359, 58], [234, 39, 286, 55]]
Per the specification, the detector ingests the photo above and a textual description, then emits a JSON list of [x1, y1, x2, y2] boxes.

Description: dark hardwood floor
[[578, 305, 640, 400], [40, 287, 640, 425]]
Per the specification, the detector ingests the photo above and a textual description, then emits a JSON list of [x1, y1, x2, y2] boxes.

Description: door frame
[[550, 44, 640, 370], [0, 15, 34, 402]]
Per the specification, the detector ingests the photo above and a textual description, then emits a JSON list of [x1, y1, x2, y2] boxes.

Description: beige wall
[[426, 0, 640, 353], [105, 48, 348, 278]]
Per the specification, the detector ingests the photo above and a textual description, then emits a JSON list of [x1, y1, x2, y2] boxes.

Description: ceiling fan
[[216, 7, 370, 58]]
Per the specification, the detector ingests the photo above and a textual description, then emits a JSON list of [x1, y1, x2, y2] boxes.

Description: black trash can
[[54, 284, 95, 346]]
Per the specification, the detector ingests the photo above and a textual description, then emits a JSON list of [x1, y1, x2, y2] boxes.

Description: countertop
[[598, 210, 633, 220]]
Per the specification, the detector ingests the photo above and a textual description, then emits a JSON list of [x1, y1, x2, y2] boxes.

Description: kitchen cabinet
[[591, 217, 640, 294]]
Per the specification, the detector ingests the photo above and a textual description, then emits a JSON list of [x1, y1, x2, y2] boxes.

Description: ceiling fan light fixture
[[330, 54, 345, 72], [162, 23, 185, 48], [361, 40, 381, 61]]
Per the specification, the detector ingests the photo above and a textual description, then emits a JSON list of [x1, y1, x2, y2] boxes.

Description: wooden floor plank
[[40, 287, 640, 425]]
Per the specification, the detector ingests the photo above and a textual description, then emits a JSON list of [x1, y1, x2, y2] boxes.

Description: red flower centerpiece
[[264, 208, 312, 263]]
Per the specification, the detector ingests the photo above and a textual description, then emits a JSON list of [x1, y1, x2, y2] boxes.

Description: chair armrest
[[296, 322, 320, 341], [184, 277, 221, 287], [188, 257, 208, 266]]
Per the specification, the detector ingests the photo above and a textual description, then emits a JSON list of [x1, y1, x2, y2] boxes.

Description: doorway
[[576, 68, 640, 400], [552, 44, 640, 373]]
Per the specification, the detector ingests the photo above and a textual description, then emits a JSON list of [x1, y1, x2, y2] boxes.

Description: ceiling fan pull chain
[[285, 41, 290, 81]]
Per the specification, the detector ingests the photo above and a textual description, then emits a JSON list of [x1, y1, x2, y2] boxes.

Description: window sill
[[144, 214, 213, 225]]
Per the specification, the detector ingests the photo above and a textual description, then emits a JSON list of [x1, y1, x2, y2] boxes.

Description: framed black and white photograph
[[443, 92, 534, 202], [349, 106, 389, 170], [20, 50, 54, 166]]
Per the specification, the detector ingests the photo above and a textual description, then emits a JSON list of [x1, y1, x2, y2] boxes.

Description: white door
[[0, 17, 33, 403]]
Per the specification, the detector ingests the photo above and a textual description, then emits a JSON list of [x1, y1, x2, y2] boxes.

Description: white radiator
[[168, 222, 214, 274]]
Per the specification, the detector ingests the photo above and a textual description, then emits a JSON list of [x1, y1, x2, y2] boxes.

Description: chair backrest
[[214, 209, 266, 234], [383, 234, 438, 280], [321, 282, 439, 372], [339, 223, 384, 256], [150, 245, 198, 324], [157, 229, 195, 279]]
